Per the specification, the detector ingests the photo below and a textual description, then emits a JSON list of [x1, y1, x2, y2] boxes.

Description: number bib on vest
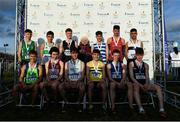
[[64, 49, 71, 56], [90, 71, 102, 82], [135, 73, 146, 80]]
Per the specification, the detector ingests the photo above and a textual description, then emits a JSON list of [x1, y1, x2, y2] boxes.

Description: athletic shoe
[[160, 111, 167, 118]]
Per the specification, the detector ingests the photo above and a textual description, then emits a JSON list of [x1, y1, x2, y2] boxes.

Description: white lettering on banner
[[111, 3, 121, 7], [44, 13, 53, 17], [84, 3, 94, 7], [30, 22, 40, 26], [57, 3, 67, 7], [30, 4, 40, 8], [27, 0, 154, 81], [138, 2, 149, 6]]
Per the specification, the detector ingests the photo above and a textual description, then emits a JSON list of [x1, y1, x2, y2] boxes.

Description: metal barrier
[[0, 59, 14, 108]]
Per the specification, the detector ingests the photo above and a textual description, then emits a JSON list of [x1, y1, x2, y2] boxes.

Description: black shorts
[[138, 81, 146, 85]]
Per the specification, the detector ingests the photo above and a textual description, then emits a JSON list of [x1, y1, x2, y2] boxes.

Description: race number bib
[[69, 73, 80, 81], [64, 49, 71, 56], [112, 73, 121, 79], [128, 50, 136, 59], [50, 75, 58, 79], [135, 73, 146, 79]]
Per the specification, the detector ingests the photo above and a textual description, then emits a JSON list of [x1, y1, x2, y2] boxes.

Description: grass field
[[0, 101, 180, 121]]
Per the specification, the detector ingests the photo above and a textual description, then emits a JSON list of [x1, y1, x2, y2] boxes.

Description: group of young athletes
[[12, 25, 166, 118]]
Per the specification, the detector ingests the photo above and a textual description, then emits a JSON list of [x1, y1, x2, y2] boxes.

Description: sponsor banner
[[27, 0, 153, 79]]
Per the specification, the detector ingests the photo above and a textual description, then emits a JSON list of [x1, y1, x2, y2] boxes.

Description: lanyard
[[113, 36, 120, 46], [25, 40, 32, 52], [92, 61, 99, 73], [29, 63, 37, 75], [51, 59, 58, 71], [135, 60, 143, 73], [96, 42, 102, 51], [130, 39, 138, 48], [66, 39, 72, 48], [112, 61, 120, 76], [70, 59, 80, 73]]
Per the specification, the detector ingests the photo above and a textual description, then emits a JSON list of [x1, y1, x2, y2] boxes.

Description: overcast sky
[[0, 0, 179, 54]]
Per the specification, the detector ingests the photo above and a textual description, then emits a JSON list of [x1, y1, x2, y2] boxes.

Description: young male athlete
[[59, 48, 85, 112], [39, 47, 64, 102], [40, 31, 56, 65], [86, 49, 107, 111], [125, 28, 143, 82], [92, 31, 107, 64], [106, 25, 125, 62], [60, 28, 78, 62], [107, 49, 133, 113], [13, 50, 42, 105], [18, 29, 36, 65], [129, 48, 166, 118]]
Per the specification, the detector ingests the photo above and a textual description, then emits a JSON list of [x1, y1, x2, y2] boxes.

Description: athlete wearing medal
[[59, 48, 85, 112], [92, 31, 107, 64], [125, 28, 143, 82], [106, 25, 125, 62], [107, 49, 133, 113], [39, 47, 63, 102], [13, 50, 42, 105], [18, 29, 37, 65], [60, 28, 78, 62], [86, 49, 106, 111], [129, 48, 166, 118], [40, 31, 56, 78], [40, 31, 57, 64]]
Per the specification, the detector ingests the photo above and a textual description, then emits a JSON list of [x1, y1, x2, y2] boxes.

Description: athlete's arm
[[91, 44, 94, 53], [78, 62, 85, 82], [106, 38, 111, 61], [141, 41, 144, 48], [107, 64, 117, 83], [122, 38, 126, 60], [40, 43, 44, 60], [86, 63, 92, 83], [144, 63, 150, 85], [34, 41, 37, 51], [18, 41, 22, 62], [59, 42, 64, 55], [56, 61, 64, 82], [121, 64, 126, 83], [75, 41, 78, 48], [45, 62, 50, 82], [102, 63, 106, 82], [37, 64, 43, 84], [125, 42, 129, 61], [19, 64, 26, 86], [65, 62, 71, 82]]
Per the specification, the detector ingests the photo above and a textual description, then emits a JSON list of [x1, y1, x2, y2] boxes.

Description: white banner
[[27, 0, 154, 80]]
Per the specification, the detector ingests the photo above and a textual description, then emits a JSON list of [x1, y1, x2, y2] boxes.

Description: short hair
[[29, 50, 37, 56], [92, 49, 100, 54], [24, 29, 32, 34], [49, 47, 59, 54], [95, 31, 102, 36], [130, 28, 137, 33], [112, 49, 120, 54], [135, 47, 144, 55], [113, 25, 120, 30], [46, 31, 54, 37], [173, 47, 178, 54], [65, 28, 72, 33], [70, 47, 79, 53]]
